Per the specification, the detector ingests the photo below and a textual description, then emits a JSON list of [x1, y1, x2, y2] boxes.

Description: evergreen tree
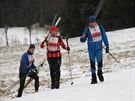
[[0, 0, 134, 36]]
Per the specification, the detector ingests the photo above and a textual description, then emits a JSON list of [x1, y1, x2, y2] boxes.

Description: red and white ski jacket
[[40, 36, 68, 58]]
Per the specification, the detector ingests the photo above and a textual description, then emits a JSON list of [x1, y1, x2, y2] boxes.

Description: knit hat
[[50, 26, 59, 32], [29, 44, 35, 49], [89, 16, 96, 23]]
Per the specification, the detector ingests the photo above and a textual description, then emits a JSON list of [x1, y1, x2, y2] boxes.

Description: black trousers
[[90, 59, 103, 74], [48, 57, 61, 87], [17, 72, 39, 97]]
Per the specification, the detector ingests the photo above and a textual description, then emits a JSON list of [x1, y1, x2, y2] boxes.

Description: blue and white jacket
[[19, 51, 36, 73], [80, 25, 109, 51]]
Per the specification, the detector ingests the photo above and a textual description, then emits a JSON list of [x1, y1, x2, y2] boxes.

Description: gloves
[[42, 40, 48, 44], [44, 39, 48, 43], [41, 41, 44, 44], [40, 41, 45, 48], [67, 47, 70, 51], [80, 37, 83, 42], [40, 63, 44, 67], [29, 68, 38, 74], [106, 47, 109, 53], [33, 68, 39, 74]]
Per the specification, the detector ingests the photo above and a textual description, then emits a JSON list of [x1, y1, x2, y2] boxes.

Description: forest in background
[[0, 0, 134, 37]]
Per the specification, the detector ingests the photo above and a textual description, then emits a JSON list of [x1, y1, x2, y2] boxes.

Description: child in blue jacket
[[17, 44, 39, 97], [80, 16, 109, 84]]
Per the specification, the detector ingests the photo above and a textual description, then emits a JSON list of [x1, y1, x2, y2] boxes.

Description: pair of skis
[[23, 60, 45, 89], [94, 0, 120, 63], [94, 0, 106, 18], [45, 14, 61, 42], [2, 60, 45, 93]]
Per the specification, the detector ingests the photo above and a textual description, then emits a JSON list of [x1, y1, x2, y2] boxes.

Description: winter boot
[[54, 77, 60, 89], [51, 84, 55, 89], [51, 78, 60, 89], [97, 70, 104, 82], [54, 81, 59, 89], [35, 90, 38, 92], [51, 78, 55, 89], [91, 73, 97, 84]]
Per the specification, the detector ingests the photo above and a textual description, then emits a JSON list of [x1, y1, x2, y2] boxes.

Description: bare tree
[[27, 26, 32, 44], [0, 0, 2, 27], [4, 26, 9, 47]]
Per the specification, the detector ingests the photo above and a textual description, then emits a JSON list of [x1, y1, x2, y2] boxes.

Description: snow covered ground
[[0, 27, 135, 101], [3, 68, 135, 101]]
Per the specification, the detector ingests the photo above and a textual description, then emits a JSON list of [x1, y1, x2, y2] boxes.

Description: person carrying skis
[[80, 16, 109, 84], [40, 26, 70, 89], [17, 44, 39, 97]]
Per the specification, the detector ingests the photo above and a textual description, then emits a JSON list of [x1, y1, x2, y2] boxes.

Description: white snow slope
[[2, 69, 135, 101], [0, 27, 135, 101]]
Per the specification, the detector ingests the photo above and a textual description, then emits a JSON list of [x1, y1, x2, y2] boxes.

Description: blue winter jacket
[[80, 26, 109, 51], [19, 52, 36, 73]]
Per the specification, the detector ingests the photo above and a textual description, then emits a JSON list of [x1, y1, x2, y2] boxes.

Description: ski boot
[[51, 78, 55, 89], [54, 81, 59, 89], [97, 70, 104, 82], [91, 73, 97, 84]]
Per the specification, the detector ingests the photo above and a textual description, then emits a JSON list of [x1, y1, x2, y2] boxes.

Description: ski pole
[[66, 35, 73, 85], [2, 80, 19, 93], [102, 45, 120, 63], [2, 73, 30, 93]]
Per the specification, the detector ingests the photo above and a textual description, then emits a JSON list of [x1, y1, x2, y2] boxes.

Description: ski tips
[[55, 17, 61, 26]]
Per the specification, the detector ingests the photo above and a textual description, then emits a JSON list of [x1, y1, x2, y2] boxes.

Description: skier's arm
[[100, 26, 109, 47], [59, 37, 67, 50], [80, 27, 88, 42], [21, 54, 32, 70], [31, 60, 36, 69], [40, 37, 48, 48], [40, 42, 45, 48]]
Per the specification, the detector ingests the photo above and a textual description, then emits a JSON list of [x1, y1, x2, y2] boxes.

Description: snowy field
[[3, 68, 135, 101], [0, 27, 135, 101]]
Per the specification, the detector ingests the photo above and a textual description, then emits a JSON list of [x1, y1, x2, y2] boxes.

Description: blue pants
[[88, 50, 103, 74]]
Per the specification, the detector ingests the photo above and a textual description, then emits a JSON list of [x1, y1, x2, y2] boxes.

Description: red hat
[[50, 26, 59, 32]]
